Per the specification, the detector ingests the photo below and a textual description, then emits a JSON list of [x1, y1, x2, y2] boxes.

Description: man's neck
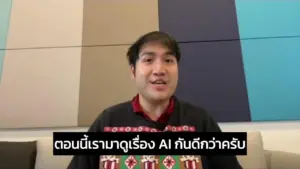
[[138, 94, 170, 119]]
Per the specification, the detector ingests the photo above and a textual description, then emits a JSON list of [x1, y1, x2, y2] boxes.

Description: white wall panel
[[0, 48, 81, 128], [6, 0, 83, 49]]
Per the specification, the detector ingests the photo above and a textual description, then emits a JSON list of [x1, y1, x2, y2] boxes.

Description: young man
[[67, 31, 243, 169]]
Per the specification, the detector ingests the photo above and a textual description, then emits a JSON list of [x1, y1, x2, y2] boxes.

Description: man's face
[[131, 42, 178, 102]]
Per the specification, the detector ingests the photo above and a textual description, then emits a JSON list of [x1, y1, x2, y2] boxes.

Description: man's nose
[[153, 61, 166, 76]]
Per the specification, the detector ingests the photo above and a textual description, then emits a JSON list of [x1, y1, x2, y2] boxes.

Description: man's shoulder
[[88, 100, 133, 131], [176, 97, 210, 118], [104, 100, 132, 112], [100, 100, 133, 117], [175, 97, 221, 132]]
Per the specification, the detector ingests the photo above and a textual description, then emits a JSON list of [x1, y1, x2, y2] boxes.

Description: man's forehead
[[140, 43, 172, 54]]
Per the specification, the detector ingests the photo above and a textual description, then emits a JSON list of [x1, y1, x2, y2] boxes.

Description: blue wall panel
[[241, 37, 300, 121], [159, 0, 300, 122], [159, 0, 240, 42], [235, 0, 300, 38], [175, 41, 251, 122]]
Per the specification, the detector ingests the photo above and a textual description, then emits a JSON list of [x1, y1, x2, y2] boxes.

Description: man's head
[[127, 31, 181, 103]]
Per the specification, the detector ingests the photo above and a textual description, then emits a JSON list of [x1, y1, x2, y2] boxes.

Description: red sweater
[[67, 96, 243, 169]]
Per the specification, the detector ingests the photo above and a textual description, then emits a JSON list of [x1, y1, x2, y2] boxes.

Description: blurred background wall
[[0, 0, 299, 153]]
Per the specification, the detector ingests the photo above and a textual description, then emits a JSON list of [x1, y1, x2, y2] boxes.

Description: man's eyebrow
[[140, 51, 175, 57], [165, 51, 175, 55], [140, 51, 155, 56]]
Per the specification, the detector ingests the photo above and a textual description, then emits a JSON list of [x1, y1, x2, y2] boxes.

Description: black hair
[[126, 31, 181, 67]]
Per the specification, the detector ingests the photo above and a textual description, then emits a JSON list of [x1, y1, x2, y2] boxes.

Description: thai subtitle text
[[54, 134, 246, 153]]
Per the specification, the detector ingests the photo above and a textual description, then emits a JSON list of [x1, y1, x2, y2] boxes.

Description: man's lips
[[149, 79, 168, 91], [150, 79, 167, 85]]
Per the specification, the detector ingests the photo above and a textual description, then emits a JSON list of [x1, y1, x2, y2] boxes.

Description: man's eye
[[166, 59, 174, 63], [144, 58, 152, 62]]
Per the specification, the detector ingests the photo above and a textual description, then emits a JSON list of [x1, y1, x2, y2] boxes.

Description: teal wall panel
[[0, 0, 12, 81], [241, 37, 300, 121], [0, 51, 4, 81], [0, 0, 12, 48], [235, 0, 300, 38]]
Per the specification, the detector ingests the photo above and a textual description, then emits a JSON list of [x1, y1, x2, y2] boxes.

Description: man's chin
[[149, 93, 171, 102]]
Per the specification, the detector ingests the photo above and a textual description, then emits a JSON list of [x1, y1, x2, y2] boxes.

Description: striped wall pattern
[[0, 0, 299, 128]]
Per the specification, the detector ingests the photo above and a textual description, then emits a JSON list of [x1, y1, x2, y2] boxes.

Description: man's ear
[[130, 64, 135, 79]]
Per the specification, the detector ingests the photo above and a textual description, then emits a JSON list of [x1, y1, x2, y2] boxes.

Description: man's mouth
[[150, 80, 167, 85]]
